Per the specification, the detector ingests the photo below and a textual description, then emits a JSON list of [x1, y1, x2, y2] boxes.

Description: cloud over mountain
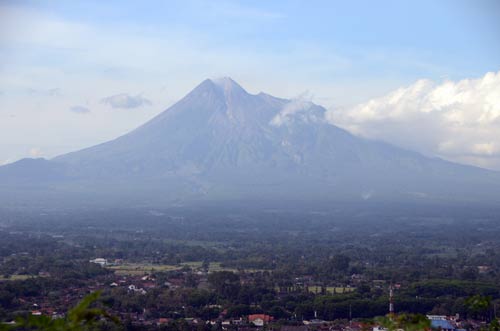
[[270, 92, 317, 126], [29, 148, 43, 158], [327, 70, 500, 170], [69, 105, 90, 114], [101, 93, 152, 109]]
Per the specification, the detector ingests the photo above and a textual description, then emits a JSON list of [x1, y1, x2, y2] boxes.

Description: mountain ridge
[[1, 78, 500, 206]]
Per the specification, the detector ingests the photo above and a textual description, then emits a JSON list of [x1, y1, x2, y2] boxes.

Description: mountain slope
[[1, 77, 500, 205]]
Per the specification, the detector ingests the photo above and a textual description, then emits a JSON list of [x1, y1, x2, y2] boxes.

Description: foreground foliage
[[1, 292, 117, 331], [375, 314, 431, 331]]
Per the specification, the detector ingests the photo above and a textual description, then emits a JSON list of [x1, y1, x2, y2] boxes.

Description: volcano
[[1, 78, 499, 206]]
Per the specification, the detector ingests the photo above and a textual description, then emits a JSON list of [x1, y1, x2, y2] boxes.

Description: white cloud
[[101, 94, 152, 109], [69, 105, 90, 114], [25, 88, 62, 96], [29, 148, 44, 158], [270, 92, 325, 126], [271, 92, 313, 126], [327, 70, 500, 170]]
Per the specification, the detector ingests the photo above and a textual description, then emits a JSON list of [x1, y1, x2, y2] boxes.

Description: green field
[[108, 261, 238, 275], [0, 275, 36, 281], [107, 263, 180, 275], [307, 286, 356, 294], [274, 285, 356, 294]]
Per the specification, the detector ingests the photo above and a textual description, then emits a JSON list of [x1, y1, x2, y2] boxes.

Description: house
[[350, 273, 364, 284], [51, 312, 64, 319], [477, 265, 490, 273], [303, 319, 326, 326], [343, 321, 366, 331], [89, 258, 107, 266], [128, 285, 147, 295], [248, 314, 274, 326]]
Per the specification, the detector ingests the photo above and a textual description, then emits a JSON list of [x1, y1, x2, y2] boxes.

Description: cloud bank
[[327, 70, 500, 170], [101, 94, 152, 109]]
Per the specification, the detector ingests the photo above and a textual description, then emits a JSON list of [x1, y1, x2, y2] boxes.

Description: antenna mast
[[389, 283, 395, 318]]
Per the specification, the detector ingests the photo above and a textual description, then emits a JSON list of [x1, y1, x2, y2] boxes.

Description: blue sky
[[1, 0, 500, 167], [7, 0, 499, 80], [3, 0, 500, 99]]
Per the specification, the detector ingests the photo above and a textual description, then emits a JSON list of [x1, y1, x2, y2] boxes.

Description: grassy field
[[107, 263, 180, 275], [308, 286, 356, 294], [180, 262, 235, 271], [274, 285, 356, 294], [108, 261, 238, 275], [0, 275, 36, 281]]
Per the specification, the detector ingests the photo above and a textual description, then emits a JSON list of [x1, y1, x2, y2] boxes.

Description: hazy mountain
[[1, 78, 500, 206]]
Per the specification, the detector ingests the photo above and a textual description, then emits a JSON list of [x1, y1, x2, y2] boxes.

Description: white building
[[89, 258, 108, 266]]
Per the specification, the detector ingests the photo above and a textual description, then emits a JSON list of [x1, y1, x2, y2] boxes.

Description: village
[[1, 213, 499, 331], [4, 256, 495, 331]]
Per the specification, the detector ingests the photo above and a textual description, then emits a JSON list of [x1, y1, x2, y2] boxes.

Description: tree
[[489, 318, 500, 331], [208, 271, 241, 300], [375, 313, 431, 331], [465, 294, 492, 321], [330, 255, 351, 273], [4, 291, 118, 331]]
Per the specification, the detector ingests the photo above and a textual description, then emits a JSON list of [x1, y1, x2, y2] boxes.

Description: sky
[[1, 0, 500, 169]]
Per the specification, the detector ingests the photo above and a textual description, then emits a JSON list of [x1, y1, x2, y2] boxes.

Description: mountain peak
[[187, 77, 249, 102], [209, 77, 248, 97], [211, 76, 241, 88]]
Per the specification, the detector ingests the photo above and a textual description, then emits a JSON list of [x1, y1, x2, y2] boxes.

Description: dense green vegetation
[[0, 204, 499, 329]]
